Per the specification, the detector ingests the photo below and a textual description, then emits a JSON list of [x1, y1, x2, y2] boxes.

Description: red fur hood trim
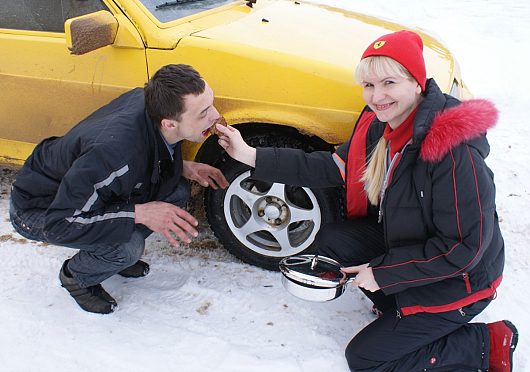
[[420, 99, 498, 162]]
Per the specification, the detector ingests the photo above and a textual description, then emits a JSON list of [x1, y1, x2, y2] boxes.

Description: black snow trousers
[[316, 218, 491, 371]]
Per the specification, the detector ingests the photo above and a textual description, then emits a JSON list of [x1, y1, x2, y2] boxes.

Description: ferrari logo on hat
[[373, 41, 386, 49]]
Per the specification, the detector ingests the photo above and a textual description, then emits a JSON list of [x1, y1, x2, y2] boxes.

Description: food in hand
[[210, 116, 227, 136]]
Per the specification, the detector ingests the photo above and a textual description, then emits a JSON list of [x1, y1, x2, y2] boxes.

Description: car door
[[0, 0, 147, 164]]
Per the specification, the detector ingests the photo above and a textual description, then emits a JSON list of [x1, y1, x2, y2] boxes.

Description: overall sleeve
[[43, 146, 137, 246], [252, 146, 345, 188], [371, 143, 497, 295]]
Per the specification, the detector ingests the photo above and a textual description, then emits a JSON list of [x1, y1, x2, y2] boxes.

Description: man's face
[[162, 82, 220, 144]]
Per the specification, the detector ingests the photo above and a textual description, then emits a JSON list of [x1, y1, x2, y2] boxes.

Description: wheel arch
[[193, 122, 337, 167]]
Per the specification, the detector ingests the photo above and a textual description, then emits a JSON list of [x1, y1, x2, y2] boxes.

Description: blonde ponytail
[[355, 56, 415, 206], [361, 136, 387, 206]]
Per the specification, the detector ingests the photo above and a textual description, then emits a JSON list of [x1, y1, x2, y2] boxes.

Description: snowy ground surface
[[1, 1, 529, 371]]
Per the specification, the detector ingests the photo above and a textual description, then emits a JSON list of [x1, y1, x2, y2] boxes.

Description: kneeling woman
[[216, 30, 517, 371]]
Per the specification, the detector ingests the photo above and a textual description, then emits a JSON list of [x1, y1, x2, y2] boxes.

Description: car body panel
[[0, 1, 148, 164]]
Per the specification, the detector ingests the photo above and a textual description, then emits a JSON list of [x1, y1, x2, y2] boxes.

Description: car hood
[[188, 1, 454, 89]]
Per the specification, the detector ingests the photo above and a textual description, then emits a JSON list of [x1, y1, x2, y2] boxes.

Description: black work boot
[[118, 260, 150, 278], [59, 260, 117, 314]]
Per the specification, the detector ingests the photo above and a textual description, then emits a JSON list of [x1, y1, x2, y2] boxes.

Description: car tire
[[205, 133, 343, 270]]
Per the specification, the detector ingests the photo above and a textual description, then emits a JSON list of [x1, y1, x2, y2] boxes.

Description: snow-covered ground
[[1, 1, 529, 371]]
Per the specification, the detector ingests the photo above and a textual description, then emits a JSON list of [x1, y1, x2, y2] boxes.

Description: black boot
[[118, 260, 150, 278], [59, 260, 117, 314]]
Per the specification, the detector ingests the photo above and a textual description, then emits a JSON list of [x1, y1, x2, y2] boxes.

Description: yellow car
[[0, 0, 470, 269]]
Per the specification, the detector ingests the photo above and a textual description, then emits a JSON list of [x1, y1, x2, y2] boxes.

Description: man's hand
[[135, 201, 198, 246], [215, 124, 257, 167], [182, 161, 229, 189], [342, 263, 381, 292]]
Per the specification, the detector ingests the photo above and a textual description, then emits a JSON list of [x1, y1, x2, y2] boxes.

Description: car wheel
[[205, 133, 343, 270]]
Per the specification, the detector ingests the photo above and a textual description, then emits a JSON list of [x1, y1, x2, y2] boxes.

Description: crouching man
[[9, 64, 228, 314]]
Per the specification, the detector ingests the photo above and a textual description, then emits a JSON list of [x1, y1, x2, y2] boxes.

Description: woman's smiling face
[[361, 73, 422, 129]]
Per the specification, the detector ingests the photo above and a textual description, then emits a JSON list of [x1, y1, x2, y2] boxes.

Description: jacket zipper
[[378, 140, 413, 223], [462, 272, 471, 293], [378, 150, 399, 223], [457, 274, 472, 317]]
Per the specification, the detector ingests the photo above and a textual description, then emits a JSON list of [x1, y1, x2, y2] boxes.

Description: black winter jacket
[[11, 88, 183, 246], [253, 79, 503, 315]]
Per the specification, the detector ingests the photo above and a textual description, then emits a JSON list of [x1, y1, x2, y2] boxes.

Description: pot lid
[[279, 255, 348, 288]]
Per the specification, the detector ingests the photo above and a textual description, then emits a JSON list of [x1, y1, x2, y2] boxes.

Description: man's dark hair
[[144, 64, 206, 126]]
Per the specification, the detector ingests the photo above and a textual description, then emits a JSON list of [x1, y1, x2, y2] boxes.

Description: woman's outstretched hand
[[215, 124, 257, 167], [342, 263, 381, 292]]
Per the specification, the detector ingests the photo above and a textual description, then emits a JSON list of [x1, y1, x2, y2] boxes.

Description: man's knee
[[124, 231, 146, 264], [104, 231, 145, 267], [164, 179, 191, 207]]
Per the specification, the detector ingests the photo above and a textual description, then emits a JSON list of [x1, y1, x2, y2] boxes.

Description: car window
[[0, 0, 109, 33], [139, 0, 235, 23]]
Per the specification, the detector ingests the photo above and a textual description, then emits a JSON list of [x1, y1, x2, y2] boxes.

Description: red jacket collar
[[420, 99, 498, 162]]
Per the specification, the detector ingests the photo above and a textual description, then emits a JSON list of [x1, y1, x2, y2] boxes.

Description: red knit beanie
[[361, 30, 426, 91]]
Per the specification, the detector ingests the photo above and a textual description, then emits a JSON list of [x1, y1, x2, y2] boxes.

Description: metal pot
[[279, 255, 355, 302]]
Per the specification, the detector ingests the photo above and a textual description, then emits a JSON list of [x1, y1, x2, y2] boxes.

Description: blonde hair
[[361, 137, 387, 206], [356, 56, 414, 205], [355, 56, 413, 85]]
